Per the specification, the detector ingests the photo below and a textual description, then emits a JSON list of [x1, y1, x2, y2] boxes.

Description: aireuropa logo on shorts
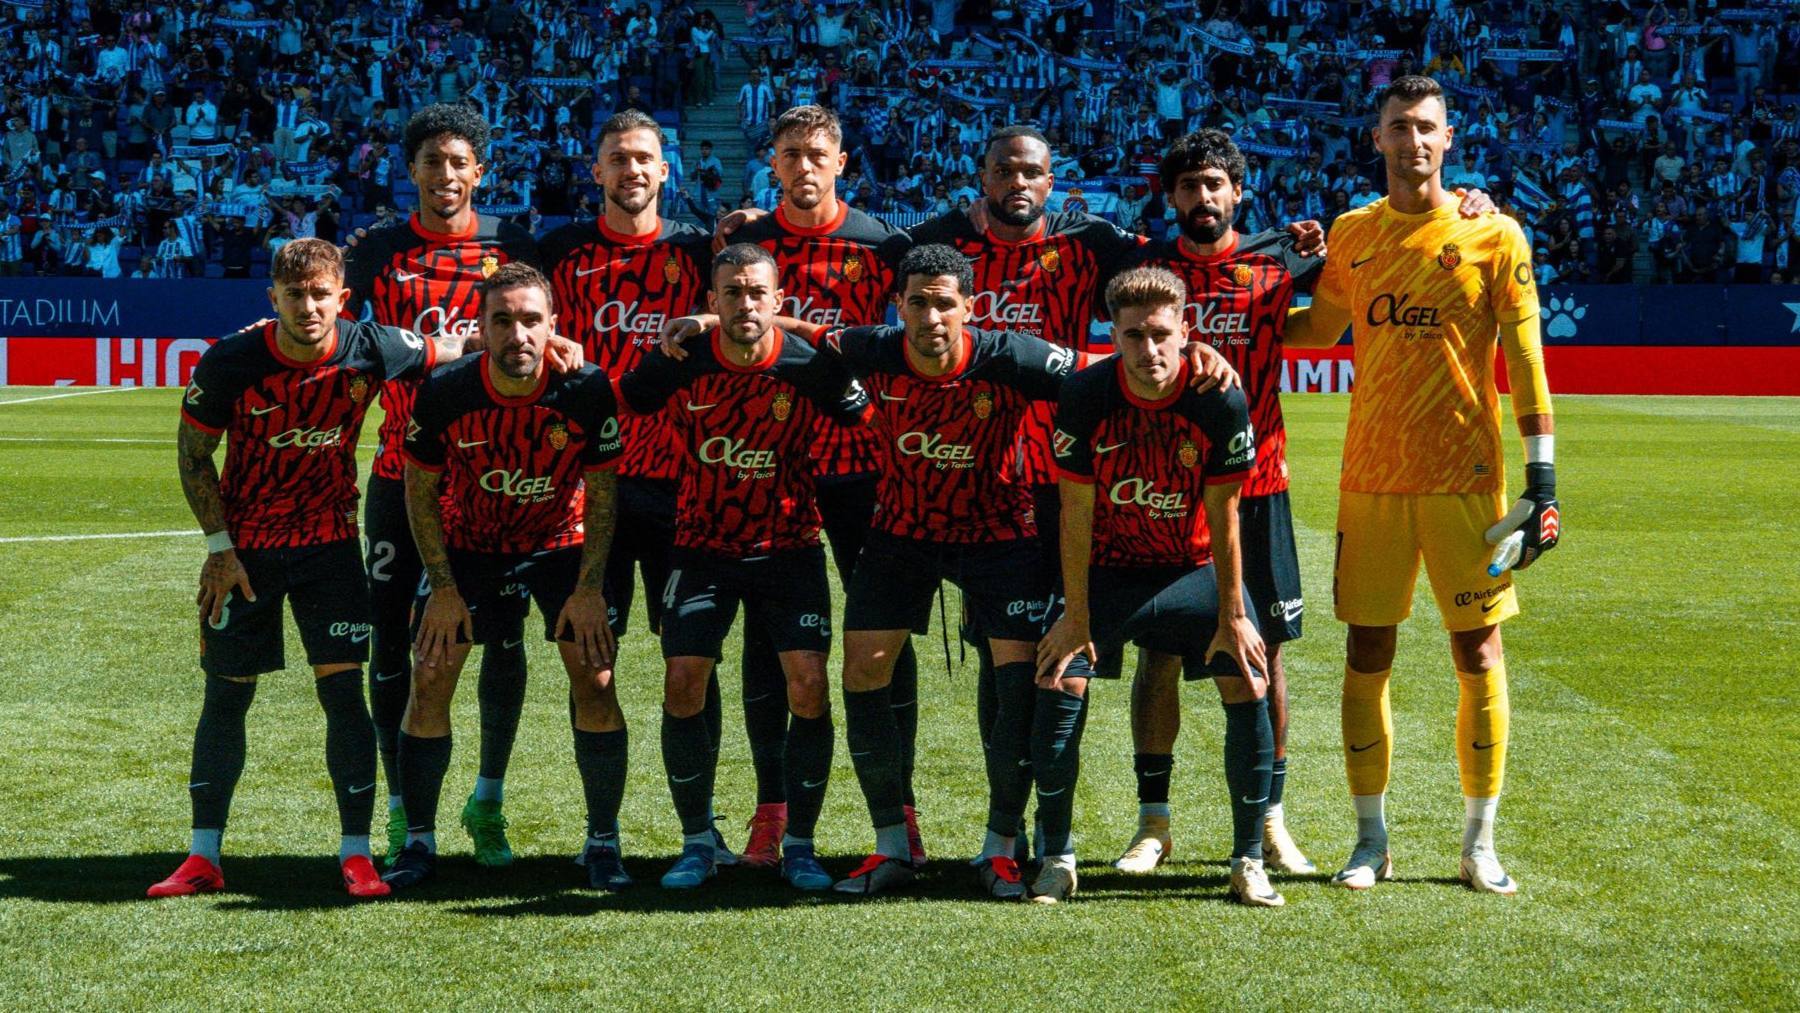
[[330, 622, 373, 643]]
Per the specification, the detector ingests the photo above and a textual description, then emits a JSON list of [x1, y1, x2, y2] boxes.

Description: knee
[[841, 653, 893, 693], [1450, 627, 1504, 673], [409, 666, 454, 710], [1346, 624, 1397, 673], [663, 662, 710, 717], [787, 668, 829, 719]]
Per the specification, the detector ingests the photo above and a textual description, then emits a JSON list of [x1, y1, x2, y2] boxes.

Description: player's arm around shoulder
[[613, 342, 690, 415]]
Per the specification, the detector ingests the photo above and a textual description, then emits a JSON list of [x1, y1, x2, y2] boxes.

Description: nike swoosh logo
[[187, 782, 210, 789], [457, 439, 488, 448], [1349, 740, 1382, 753], [1038, 787, 1067, 797], [685, 401, 717, 411], [374, 670, 405, 682], [848, 751, 871, 758], [1481, 598, 1504, 613], [249, 404, 281, 416], [801, 778, 828, 789], [350, 631, 370, 644], [1096, 441, 1128, 454], [348, 783, 376, 794], [1141, 769, 1170, 778], [394, 270, 424, 283], [573, 266, 608, 277], [670, 773, 703, 784], [1241, 795, 1268, 805], [1351, 256, 1374, 269], [502, 638, 523, 649], [878, 392, 907, 402], [1472, 740, 1498, 750]]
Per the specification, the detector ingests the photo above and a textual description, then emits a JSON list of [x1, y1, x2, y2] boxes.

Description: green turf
[[2, 387, 1797, 1009]]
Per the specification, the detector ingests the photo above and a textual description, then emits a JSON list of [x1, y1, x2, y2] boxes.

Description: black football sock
[[740, 626, 788, 806], [1222, 698, 1275, 861], [1269, 755, 1288, 808], [844, 686, 905, 830], [890, 640, 920, 807], [572, 725, 628, 841], [1134, 752, 1174, 806], [367, 642, 410, 793], [1031, 687, 1088, 856], [984, 662, 1037, 836], [315, 670, 377, 836], [783, 711, 834, 840], [397, 730, 452, 836], [189, 675, 257, 831], [476, 639, 527, 786], [662, 710, 716, 836]]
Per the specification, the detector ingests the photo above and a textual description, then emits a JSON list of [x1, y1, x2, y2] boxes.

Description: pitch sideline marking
[[0, 387, 148, 406], [0, 529, 196, 545]]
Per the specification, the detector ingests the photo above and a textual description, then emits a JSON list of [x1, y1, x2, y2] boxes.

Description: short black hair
[[898, 243, 974, 297], [983, 124, 1049, 167], [598, 109, 660, 145], [403, 103, 490, 165], [713, 242, 779, 279], [1159, 129, 1247, 192], [481, 261, 554, 315], [1376, 74, 1447, 118]]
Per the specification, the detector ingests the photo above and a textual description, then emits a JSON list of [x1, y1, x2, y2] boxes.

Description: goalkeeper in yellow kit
[[1286, 75, 1560, 895]]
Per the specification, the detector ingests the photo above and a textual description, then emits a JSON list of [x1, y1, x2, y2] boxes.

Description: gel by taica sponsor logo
[[779, 295, 844, 327], [270, 424, 345, 452], [968, 290, 1044, 326], [592, 300, 667, 335], [412, 305, 479, 340], [480, 467, 557, 501], [1186, 300, 1252, 342], [1366, 293, 1443, 329], [697, 435, 778, 472], [1108, 476, 1187, 516], [895, 431, 975, 468]]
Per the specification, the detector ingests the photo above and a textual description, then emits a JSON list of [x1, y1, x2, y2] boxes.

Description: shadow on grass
[[0, 854, 1392, 914]]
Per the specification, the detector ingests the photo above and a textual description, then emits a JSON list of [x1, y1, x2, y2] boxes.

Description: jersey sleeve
[[579, 369, 625, 470], [1050, 367, 1104, 483], [341, 231, 383, 319], [797, 347, 873, 426], [369, 321, 434, 380], [179, 340, 243, 434], [986, 328, 1081, 401], [613, 345, 690, 415], [1312, 217, 1355, 310], [1487, 218, 1540, 324], [1245, 228, 1326, 295], [402, 375, 450, 472], [819, 324, 886, 377], [1193, 386, 1255, 485], [1071, 213, 1152, 312]]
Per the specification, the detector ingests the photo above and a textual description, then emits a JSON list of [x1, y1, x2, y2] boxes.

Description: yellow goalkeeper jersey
[[1312, 198, 1539, 494]]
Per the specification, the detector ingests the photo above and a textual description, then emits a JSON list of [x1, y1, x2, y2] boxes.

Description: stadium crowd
[[6, 0, 1800, 284]]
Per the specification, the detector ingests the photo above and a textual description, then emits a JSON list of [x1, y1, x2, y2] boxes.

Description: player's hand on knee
[[545, 333, 586, 372], [1036, 614, 1095, 684], [1455, 187, 1497, 217], [197, 548, 254, 625], [414, 587, 471, 669], [1208, 616, 1268, 696], [557, 586, 616, 671], [1181, 341, 1240, 393], [1285, 218, 1326, 257], [658, 313, 717, 360]]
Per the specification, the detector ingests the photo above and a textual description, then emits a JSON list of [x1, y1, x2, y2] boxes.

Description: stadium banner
[[1480, 48, 1565, 63], [1193, 28, 1257, 57], [171, 143, 233, 159]]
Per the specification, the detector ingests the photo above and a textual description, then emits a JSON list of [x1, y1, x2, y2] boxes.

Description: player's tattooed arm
[[179, 418, 254, 624], [559, 468, 619, 670], [404, 462, 470, 667], [1037, 478, 1098, 688], [1203, 481, 1268, 693]]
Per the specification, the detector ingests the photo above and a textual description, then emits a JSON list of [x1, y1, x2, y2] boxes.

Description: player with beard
[[719, 105, 918, 870], [537, 111, 739, 863], [344, 104, 544, 870], [149, 239, 484, 901]]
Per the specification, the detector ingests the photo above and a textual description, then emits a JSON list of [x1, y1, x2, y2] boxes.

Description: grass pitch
[[1, 387, 1796, 1009]]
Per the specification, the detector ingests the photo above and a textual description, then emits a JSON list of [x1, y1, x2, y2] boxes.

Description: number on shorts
[[662, 569, 682, 611], [368, 540, 397, 582], [208, 591, 232, 631]]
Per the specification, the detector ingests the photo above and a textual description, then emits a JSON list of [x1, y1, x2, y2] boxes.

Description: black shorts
[[363, 474, 423, 632], [1087, 563, 1262, 681], [410, 545, 588, 646], [602, 477, 676, 635], [660, 546, 832, 659], [846, 532, 1053, 643], [816, 472, 879, 581], [199, 539, 371, 678], [1241, 491, 1304, 645]]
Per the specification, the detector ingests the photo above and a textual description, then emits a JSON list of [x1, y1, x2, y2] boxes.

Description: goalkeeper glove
[[1485, 462, 1560, 573]]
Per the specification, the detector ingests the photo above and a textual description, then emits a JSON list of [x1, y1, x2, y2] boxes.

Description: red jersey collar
[[983, 217, 1047, 247], [1116, 356, 1189, 410], [714, 327, 784, 373], [481, 354, 550, 406], [598, 216, 661, 246], [1177, 230, 1239, 263], [903, 328, 973, 382], [410, 211, 480, 244], [775, 200, 848, 237], [264, 319, 338, 369]]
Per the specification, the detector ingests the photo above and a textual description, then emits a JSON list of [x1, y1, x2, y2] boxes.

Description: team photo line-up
[[148, 72, 1561, 908]]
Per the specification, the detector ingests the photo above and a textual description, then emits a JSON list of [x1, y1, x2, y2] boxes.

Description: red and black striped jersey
[[181, 318, 432, 549], [909, 209, 1144, 487], [344, 213, 540, 481], [1127, 230, 1320, 498], [824, 324, 1078, 545], [1052, 358, 1256, 569], [539, 216, 712, 483], [615, 329, 872, 558], [403, 356, 622, 555], [733, 202, 910, 477]]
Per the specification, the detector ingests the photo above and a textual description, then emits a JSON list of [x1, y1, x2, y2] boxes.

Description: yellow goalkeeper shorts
[[1333, 490, 1519, 632]]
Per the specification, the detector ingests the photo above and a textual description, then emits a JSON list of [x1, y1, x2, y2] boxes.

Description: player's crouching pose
[[151, 238, 480, 901], [1040, 267, 1287, 909], [382, 264, 631, 892], [614, 244, 871, 892]]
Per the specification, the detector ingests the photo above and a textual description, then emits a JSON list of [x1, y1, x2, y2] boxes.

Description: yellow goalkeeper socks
[[1341, 666, 1393, 797], [1455, 664, 1511, 799]]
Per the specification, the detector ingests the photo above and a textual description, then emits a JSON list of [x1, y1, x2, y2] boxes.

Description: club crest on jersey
[[843, 254, 865, 283], [1231, 264, 1254, 288], [972, 390, 993, 420], [547, 421, 569, 450], [663, 257, 681, 286], [481, 255, 500, 278], [1038, 247, 1062, 273], [1437, 243, 1461, 271], [771, 391, 792, 421], [347, 375, 370, 405], [1178, 439, 1199, 469]]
